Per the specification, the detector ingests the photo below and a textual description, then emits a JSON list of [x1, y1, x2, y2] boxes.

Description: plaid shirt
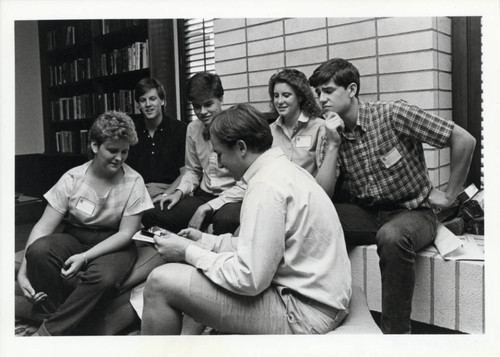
[[337, 100, 454, 210]]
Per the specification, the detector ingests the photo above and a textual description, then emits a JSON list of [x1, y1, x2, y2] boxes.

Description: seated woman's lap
[[148, 263, 292, 334], [26, 232, 137, 309]]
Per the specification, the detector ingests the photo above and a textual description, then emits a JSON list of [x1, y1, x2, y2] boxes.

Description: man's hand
[[154, 233, 191, 262], [188, 203, 212, 230], [60, 254, 86, 279], [323, 111, 344, 148], [17, 272, 47, 304], [178, 227, 203, 242], [427, 187, 456, 212], [152, 190, 183, 210]]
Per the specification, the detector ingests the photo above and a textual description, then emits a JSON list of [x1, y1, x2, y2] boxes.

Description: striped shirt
[[337, 100, 454, 210], [44, 161, 154, 230]]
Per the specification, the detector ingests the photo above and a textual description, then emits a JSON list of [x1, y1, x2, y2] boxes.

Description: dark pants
[[25, 225, 137, 335], [334, 203, 437, 334], [142, 188, 241, 235]]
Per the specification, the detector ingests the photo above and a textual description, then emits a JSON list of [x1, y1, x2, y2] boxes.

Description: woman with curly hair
[[268, 68, 329, 178], [16, 110, 153, 336]]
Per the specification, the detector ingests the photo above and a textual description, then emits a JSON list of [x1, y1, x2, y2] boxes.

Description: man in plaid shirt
[[309, 58, 476, 334]]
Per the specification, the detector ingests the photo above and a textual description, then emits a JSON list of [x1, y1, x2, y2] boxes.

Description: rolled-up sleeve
[[185, 182, 285, 296], [176, 130, 203, 196], [207, 180, 246, 210]]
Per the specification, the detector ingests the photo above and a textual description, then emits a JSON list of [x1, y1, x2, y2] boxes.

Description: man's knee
[[144, 264, 191, 302], [376, 224, 414, 254]]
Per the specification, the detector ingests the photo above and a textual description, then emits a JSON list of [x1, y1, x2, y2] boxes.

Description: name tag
[[76, 197, 96, 216], [381, 147, 402, 168], [296, 135, 312, 148]]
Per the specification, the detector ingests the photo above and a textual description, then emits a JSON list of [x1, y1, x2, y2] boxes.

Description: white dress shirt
[[186, 146, 351, 311]]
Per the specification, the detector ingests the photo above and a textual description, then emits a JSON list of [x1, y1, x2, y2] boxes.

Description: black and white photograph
[[1, 0, 499, 356]]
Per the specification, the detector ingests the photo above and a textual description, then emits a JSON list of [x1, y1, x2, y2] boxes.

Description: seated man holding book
[[141, 104, 352, 335]]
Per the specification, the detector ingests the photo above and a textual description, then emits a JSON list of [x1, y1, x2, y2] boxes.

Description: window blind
[[184, 19, 215, 122]]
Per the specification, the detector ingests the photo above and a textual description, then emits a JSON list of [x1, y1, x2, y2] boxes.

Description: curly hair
[[88, 110, 138, 158], [268, 68, 322, 118]]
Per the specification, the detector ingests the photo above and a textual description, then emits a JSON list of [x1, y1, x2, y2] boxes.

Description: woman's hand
[[178, 227, 203, 242], [152, 190, 183, 210], [60, 253, 86, 279], [17, 271, 47, 304]]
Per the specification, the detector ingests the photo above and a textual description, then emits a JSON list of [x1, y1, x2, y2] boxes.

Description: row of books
[[50, 90, 140, 121], [49, 57, 93, 87], [101, 19, 147, 35], [55, 130, 89, 154], [96, 41, 149, 77], [46, 24, 93, 51], [46, 20, 147, 51]]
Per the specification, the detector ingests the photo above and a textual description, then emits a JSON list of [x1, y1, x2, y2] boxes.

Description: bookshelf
[[38, 19, 179, 157]]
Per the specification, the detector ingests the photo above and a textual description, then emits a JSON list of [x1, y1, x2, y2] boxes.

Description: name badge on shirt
[[381, 147, 402, 168], [296, 135, 312, 148], [76, 197, 96, 216]]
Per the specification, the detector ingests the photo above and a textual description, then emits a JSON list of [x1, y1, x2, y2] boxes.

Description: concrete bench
[[347, 227, 484, 334]]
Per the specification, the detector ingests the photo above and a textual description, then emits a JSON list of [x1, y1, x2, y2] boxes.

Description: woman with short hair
[[16, 110, 153, 336]]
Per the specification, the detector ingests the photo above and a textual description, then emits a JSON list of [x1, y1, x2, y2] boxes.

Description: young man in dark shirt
[[309, 58, 476, 334], [127, 78, 187, 199]]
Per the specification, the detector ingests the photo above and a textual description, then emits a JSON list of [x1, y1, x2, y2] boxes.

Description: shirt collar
[[340, 100, 369, 139], [138, 116, 167, 134], [276, 111, 310, 128], [242, 146, 285, 185], [357, 100, 370, 131]]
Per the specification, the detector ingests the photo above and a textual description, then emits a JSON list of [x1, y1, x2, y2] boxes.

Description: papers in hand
[[132, 226, 171, 244]]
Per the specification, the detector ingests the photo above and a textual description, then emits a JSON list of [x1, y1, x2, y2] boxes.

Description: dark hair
[[209, 103, 273, 154], [88, 110, 138, 158], [187, 72, 224, 102], [268, 68, 322, 118], [134, 77, 166, 103], [308, 58, 361, 98]]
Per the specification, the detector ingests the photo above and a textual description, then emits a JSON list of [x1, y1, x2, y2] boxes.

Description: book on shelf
[[96, 41, 149, 77], [101, 89, 138, 115], [100, 19, 147, 35], [46, 23, 92, 51], [55, 130, 78, 153], [80, 130, 89, 155], [51, 93, 98, 121], [49, 57, 93, 87]]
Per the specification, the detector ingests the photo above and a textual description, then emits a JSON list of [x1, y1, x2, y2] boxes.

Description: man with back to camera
[[142, 72, 243, 235], [127, 77, 187, 199], [308, 58, 476, 334], [140, 103, 351, 335]]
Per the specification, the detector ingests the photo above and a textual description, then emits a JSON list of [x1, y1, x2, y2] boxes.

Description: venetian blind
[[184, 18, 215, 122]]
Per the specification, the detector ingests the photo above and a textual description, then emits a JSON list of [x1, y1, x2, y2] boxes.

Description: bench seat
[[348, 232, 484, 334]]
